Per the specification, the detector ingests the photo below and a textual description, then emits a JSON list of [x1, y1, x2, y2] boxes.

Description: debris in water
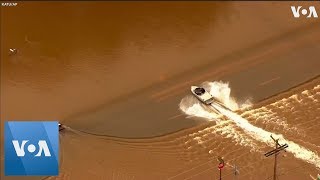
[[9, 48, 17, 56]]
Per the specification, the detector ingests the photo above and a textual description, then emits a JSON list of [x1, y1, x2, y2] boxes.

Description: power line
[[264, 135, 288, 180]]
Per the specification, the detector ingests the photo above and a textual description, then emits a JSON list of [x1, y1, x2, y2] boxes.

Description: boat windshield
[[194, 87, 206, 95]]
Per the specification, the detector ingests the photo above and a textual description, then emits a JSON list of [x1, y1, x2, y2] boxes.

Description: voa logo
[[291, 6, 318, 18], [12, 140, 51, 157], [5, 121, 59, 176]]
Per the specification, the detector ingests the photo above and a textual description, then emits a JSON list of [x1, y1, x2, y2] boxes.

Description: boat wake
[[179, 81, 251, 120], [179, 81, 320, 169]]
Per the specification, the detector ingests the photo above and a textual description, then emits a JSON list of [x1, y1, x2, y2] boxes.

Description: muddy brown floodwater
[[1, 1, 320, 180]]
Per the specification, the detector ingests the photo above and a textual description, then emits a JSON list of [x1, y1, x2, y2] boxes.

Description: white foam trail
[[213, 103, 320, 169], [179, 81, 251, 120], [179, 96, 218, 120], [179, 81, 320, 169]]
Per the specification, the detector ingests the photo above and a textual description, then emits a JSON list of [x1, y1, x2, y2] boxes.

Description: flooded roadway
[[1, 1, 320, 180]]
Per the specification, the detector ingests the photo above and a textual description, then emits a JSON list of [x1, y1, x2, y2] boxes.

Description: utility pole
[[264, 135, 288, 180], [273, 139, 278, 180]]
